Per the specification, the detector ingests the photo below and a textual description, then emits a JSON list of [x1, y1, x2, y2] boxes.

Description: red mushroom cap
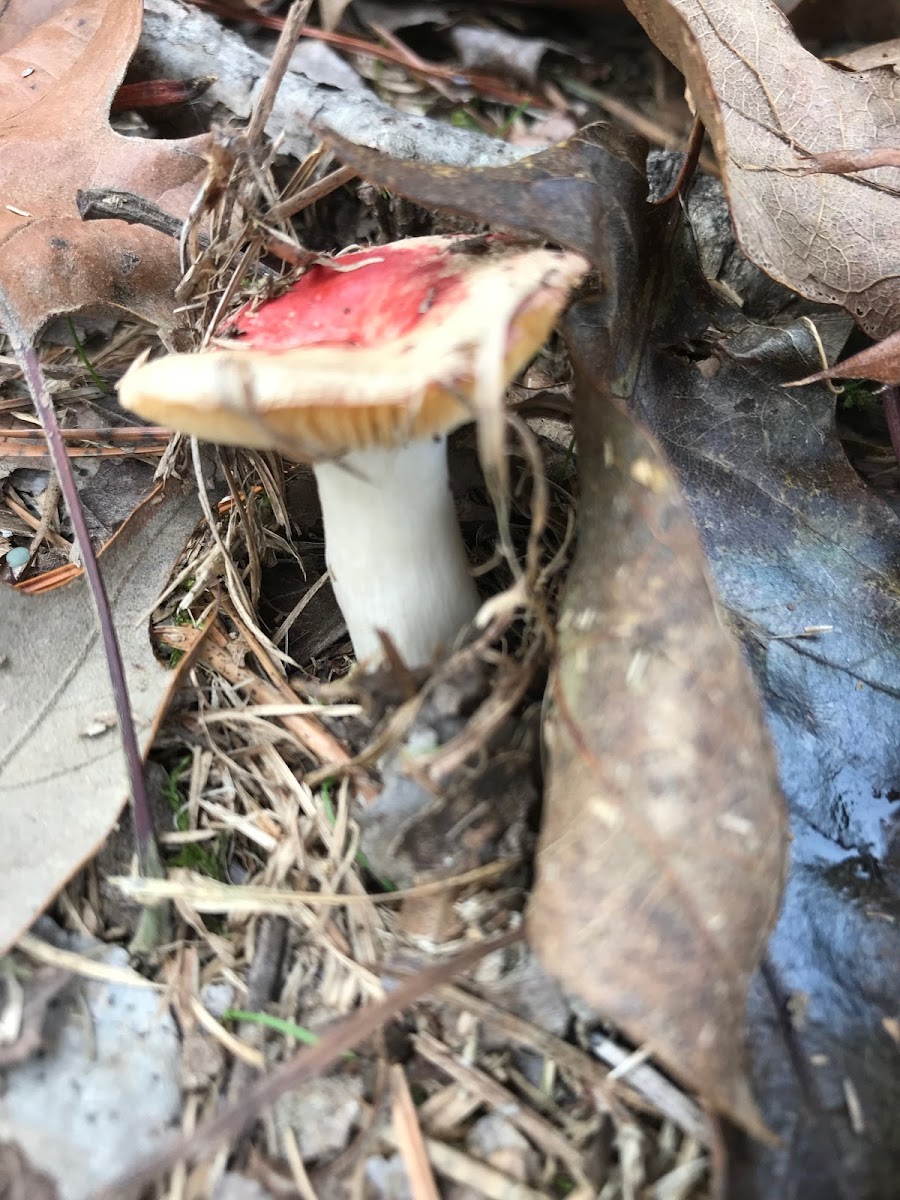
[[118, 235, 589, 458]]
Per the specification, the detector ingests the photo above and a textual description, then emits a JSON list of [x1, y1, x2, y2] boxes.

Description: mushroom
[[119, 234, 588, 667]]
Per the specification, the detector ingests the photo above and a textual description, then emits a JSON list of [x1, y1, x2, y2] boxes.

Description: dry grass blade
[[407, 1139, 550, 1200], [391, 1063, 442, 1200], [438, 985, 709, 1146], [266, 163, 357, 223], [110, 861, 517, 912], [413, 1030, 590, 1182], [245, 1, 312, 146], [177, 618, 378, 795], [16, 933, 162, 991]]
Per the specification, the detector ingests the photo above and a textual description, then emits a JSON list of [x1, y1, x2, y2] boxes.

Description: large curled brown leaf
[[0, 481, 201, 956], [529, 189, 788, 1139], [324, 124, 788, 1138], [0, 0, 209, 337], [532, 315, 787, 1141], [624, 0, 900, 339]]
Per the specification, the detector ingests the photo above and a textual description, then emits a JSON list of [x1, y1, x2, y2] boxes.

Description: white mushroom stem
[[312, 436, 480, 668]]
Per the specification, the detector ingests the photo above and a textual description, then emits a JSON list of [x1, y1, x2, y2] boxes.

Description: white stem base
[[313, 438, 480, 668]]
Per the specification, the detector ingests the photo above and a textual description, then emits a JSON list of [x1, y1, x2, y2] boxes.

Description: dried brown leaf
[[0, 0, 209, 337], [525, 168, 789, 1136], [828, 37, 900, 73], [0, 1, 67, 54], [0, 481, 201, 956], [323, 123, 647, 276], [450, 26, 557, 88], [529, 360, 787, 1142], [623, 0, 900, 338]]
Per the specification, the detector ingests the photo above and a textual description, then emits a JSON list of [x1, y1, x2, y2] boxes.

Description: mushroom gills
[[312, 436, 479, 667]]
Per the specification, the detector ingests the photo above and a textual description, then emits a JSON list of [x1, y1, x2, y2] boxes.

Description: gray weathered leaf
[[0, 481, 200, 954]]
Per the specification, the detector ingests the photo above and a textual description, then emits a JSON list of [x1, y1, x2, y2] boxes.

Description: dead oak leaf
[[624, 0, 900, 339], [0, 0, 209, 338], [0, 1, 67, 55]]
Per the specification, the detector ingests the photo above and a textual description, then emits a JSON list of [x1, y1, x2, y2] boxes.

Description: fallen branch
[[139, 0, 524, 170]]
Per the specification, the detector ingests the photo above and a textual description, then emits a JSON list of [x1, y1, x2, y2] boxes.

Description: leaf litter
[[630, 164, 900, 1200], [2, 2, 900, 1198], [0, 0, 209, 339], [622, 0, 900, 340]]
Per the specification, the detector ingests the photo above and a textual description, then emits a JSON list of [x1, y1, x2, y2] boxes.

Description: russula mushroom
[[119, 235, 588, 667]]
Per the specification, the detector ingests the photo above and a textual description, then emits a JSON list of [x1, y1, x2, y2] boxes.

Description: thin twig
[[391, 1063, 442, 1200], [266, 164, 357, 224], [3, 486, 70, 551], [226, 915, 288, 1099], [1, 320, 165, 896], [246, 0, 312, 147], [77, 188, 193, 242], [414, 1030, 589, 1181], [77, 188, 279, 278], [27, 470, 62, 555]]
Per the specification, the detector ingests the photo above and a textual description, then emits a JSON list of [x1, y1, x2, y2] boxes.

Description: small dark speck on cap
[[49, 237, 69, 251]]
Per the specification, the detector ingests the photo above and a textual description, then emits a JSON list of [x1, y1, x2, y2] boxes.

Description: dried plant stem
[[246, 0, 312, 147], [883, 385, 900, 464], [28, 469, 62, 555], [266, 163, 357, 223], [391, 1064, 442, 1200], [225, 915, 287, 1100], [4, 325, 167, 915]]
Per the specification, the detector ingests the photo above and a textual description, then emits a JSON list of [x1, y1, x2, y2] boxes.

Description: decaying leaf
[[449, 25, 559, 88], [0, 0, 209, 338], [323, 124, 788, 1137], [828, 37, 900, 73], [0, 481, 201, 956], [621, 168, 900, 1188], [532, 339, 787, 1141], [623, 0, 900, 339], [324, 123, 646, 270], [0, 1, 66, 54]]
